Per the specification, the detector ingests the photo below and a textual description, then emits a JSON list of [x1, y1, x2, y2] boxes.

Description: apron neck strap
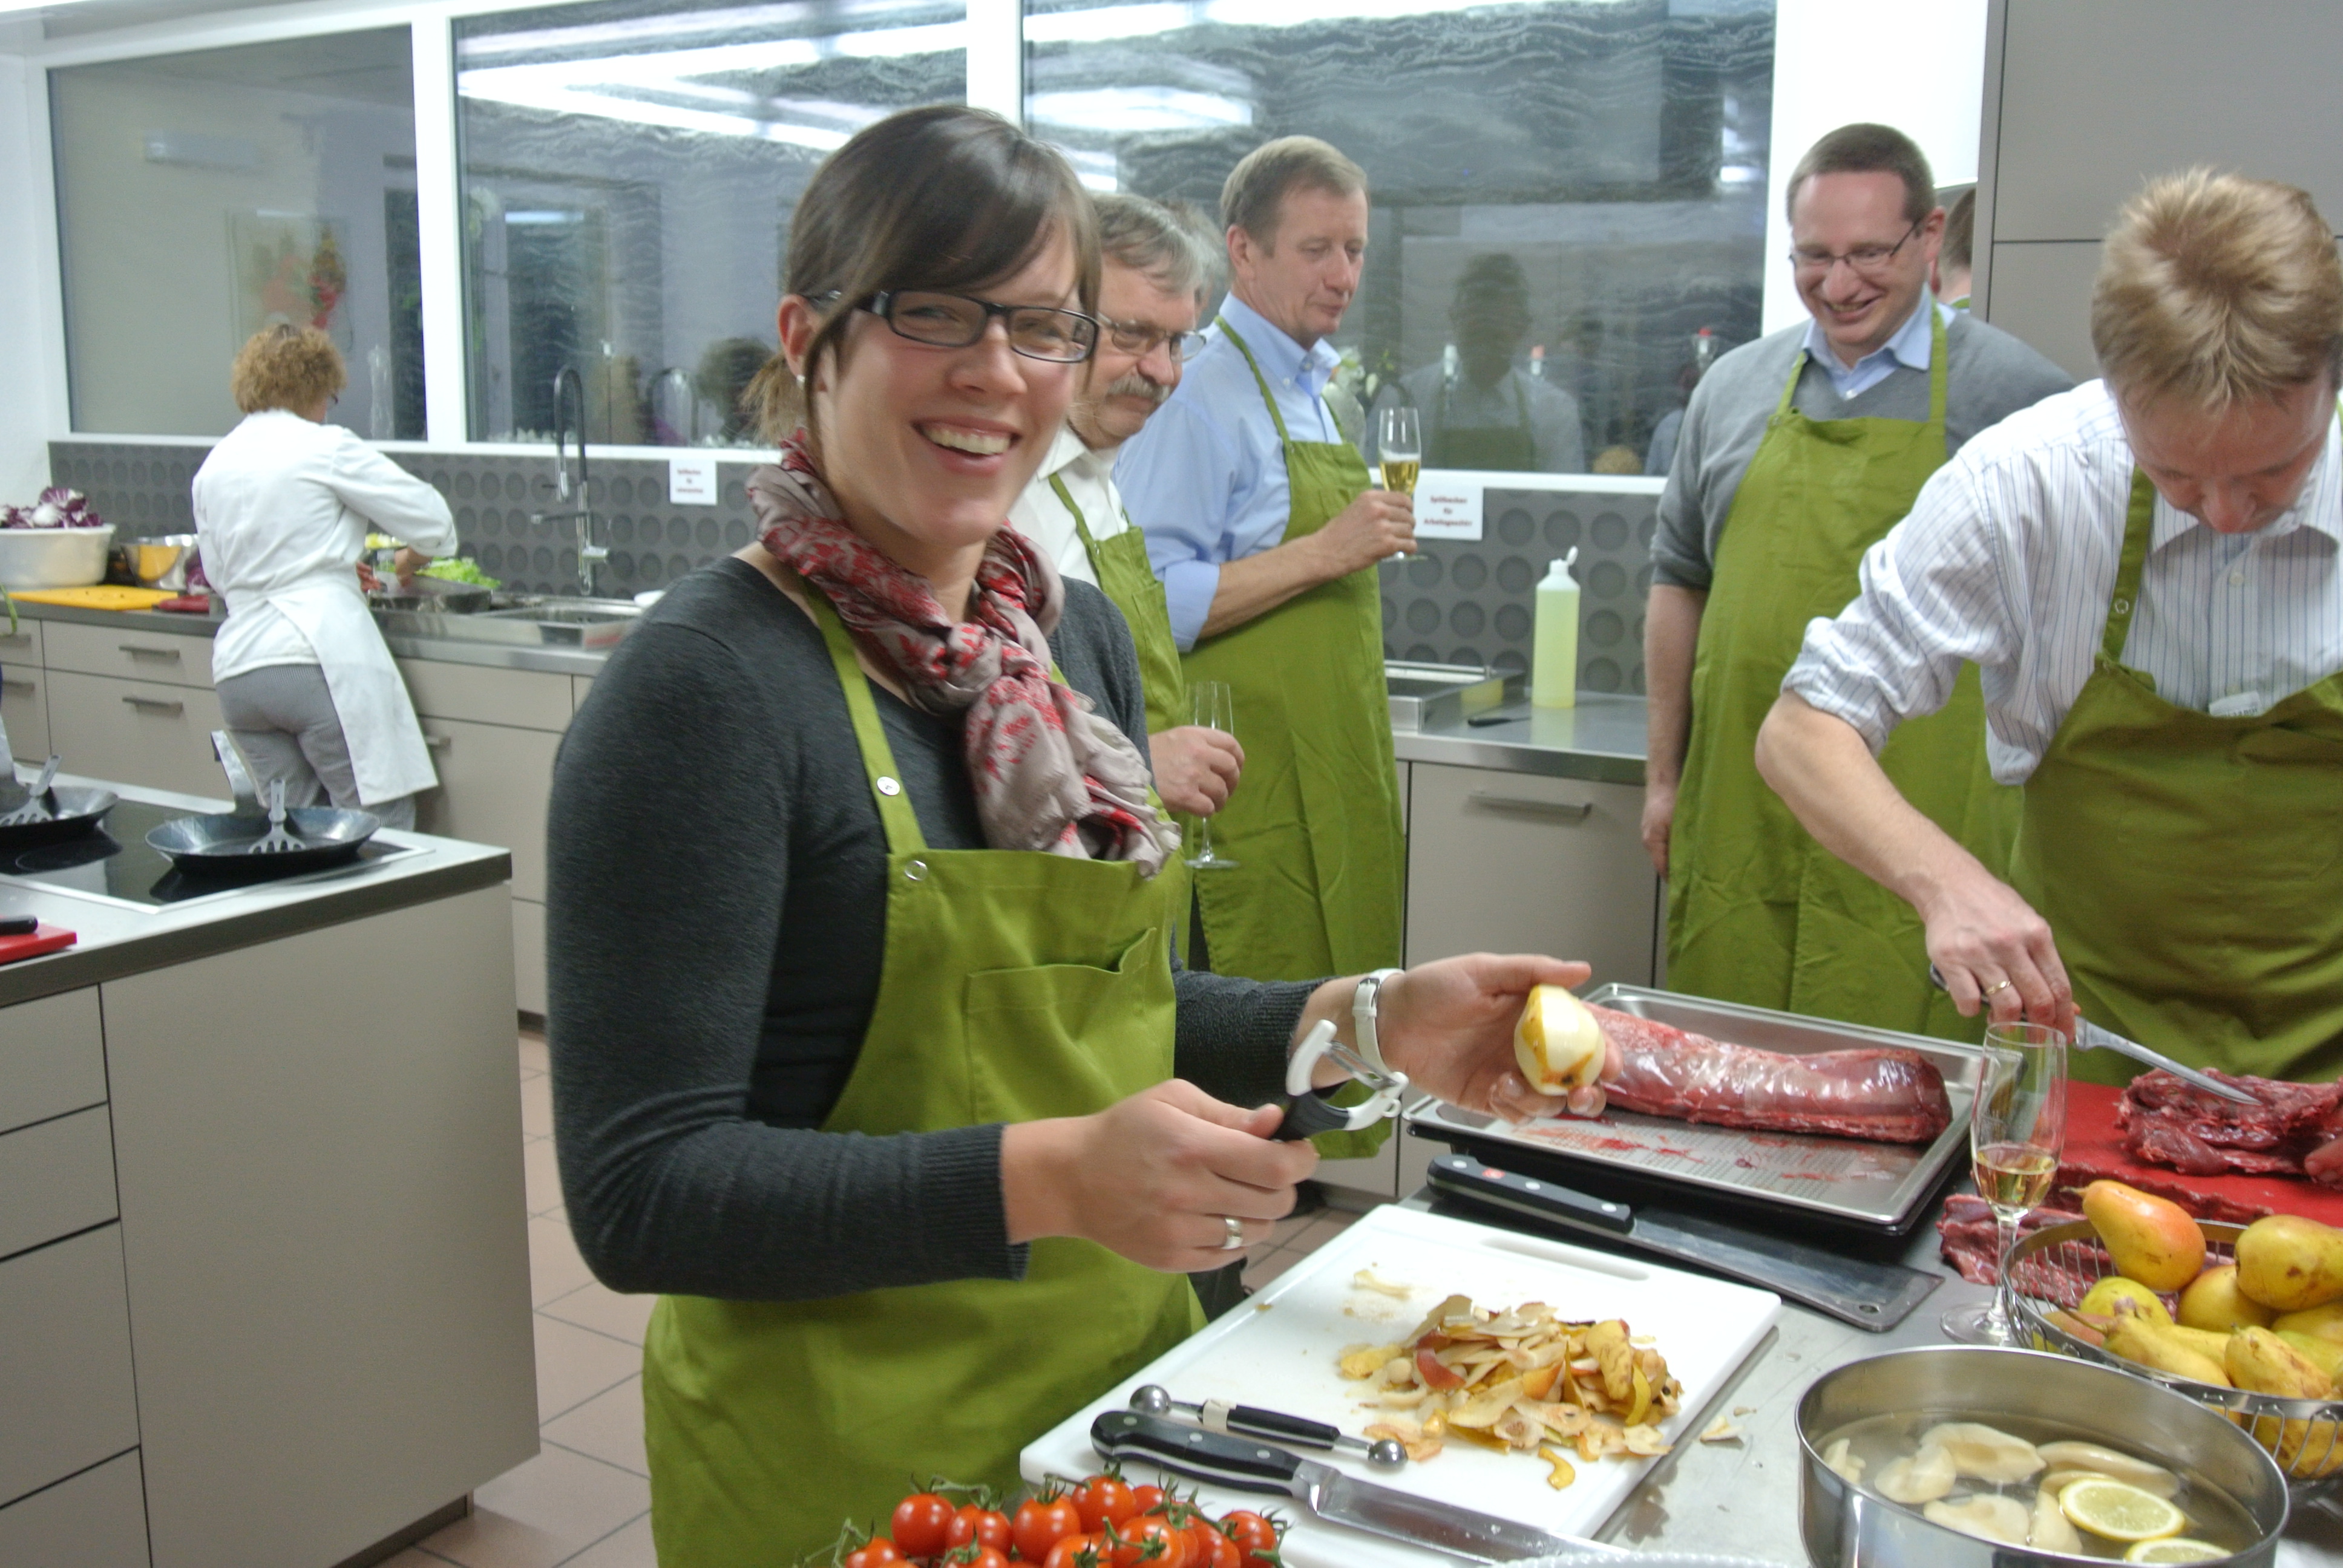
[[1049, 472, 1103, 558], [1216, 316, 1295, 443], [802, 581, 929, 855], [1776, 303, 1951, 424], [2103, 471, 2158, 662]]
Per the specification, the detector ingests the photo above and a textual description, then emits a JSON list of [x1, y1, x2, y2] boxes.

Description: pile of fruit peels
[[1337, 1294, 1681, 1488]]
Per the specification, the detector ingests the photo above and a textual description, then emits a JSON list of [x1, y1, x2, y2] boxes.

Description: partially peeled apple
[[1515, 984, 1607, 1110]]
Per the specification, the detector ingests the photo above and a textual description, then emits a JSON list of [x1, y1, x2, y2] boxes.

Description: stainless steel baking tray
[[1384, 661, 1520, 731], [1407, 983, 1984, 1230]]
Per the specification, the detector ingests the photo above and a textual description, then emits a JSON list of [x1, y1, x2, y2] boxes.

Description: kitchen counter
[[0, 773, 509, 1007], [1400, 1188, 2343, 1566], [4, 600, 1655, 782]]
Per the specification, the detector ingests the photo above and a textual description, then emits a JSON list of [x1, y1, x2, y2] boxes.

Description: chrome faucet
[[533, 366, 608, 596]]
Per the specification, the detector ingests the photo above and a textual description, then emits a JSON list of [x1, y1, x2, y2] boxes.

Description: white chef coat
[[193, 411, 457, 804], [1005, 425, 1136, 588], [1783, 379, 2343, 783]]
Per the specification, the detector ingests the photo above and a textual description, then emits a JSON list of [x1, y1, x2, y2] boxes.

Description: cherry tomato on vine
[[946, 1504, 1012, 1555], [1042, 1530, 1098, 1568], [950, 1546, 1010, 1568], [844, 1536, 903, 1568], [1130, 1484, 1167, 1517], [1108, 1515, 1187, 1568], [893, 1493, 955, 1558], [1075, 1475, 1139, 1532], [1185, 1518, 1240, 1568], [1014, 1495, 1086, 1561], [1219, 1511, 1281, 1568]]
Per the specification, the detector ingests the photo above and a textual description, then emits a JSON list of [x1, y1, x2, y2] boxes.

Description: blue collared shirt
[[1802, 293, 1949, 400], [1114, 293, 1348, 649]]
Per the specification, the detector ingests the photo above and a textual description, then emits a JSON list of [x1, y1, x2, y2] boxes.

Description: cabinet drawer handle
[[0, 678, 30, 694], [122, 694, 185, 715], [424, 734, 452, 750], [1467, 792, 1593, 822], [118, 643, 183, 662]]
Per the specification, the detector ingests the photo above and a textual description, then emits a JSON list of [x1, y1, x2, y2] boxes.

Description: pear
[[2236, 1214, 2343, 1312]]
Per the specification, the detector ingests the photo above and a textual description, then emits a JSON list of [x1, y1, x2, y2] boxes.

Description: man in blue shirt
[[1117, 137, 1412, 995]]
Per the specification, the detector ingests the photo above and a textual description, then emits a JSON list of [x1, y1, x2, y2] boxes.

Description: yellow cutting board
[[6, 586, 178, 610]]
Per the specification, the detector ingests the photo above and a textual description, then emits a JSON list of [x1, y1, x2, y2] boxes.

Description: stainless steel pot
[[1797, 1345, 2289, 1567], [0, 525, 115, 589]]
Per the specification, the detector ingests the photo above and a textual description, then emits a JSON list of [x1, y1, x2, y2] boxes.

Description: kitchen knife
[[1425, 1153, 1939, 1330], [1925, 964, 2258, 1104], [1090, 1410, 1604, 1563]]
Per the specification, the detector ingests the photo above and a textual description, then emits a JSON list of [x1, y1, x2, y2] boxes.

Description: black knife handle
[[1219, 1402, 1340, 1448], [1270, 1090, 1354, 1142], [1429, 1154, 1635, 1233], [1090, 1411, 1305, 1496]]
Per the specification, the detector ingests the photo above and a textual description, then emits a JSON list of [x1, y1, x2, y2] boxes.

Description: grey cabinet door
[[1404, 763, 1658, 987], [0, 1451, 149, 1567], [0, 1227, 139, 1512]]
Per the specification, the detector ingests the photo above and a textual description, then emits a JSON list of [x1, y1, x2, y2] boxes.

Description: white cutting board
[[1020, 1205, 1780, 1567]]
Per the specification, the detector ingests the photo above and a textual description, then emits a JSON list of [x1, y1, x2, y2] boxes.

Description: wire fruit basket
[[2005, 1217, 2343, 1491]]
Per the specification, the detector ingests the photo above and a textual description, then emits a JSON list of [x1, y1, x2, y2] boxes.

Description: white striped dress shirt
[[1784, 380, 2343, 784]]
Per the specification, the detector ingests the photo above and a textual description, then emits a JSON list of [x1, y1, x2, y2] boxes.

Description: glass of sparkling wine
[[1377, 405, 1421, 496], [1184, 680, 1239, 871], [1942, 1021, 2068, 1345]]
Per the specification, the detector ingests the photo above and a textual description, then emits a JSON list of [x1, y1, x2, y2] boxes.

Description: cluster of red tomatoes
[[836, 1472, 1286, 1568]]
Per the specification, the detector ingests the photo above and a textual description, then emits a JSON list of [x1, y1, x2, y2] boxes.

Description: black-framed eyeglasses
[[821, 289, 1098, 364], [1788, 216, 1925, 279], [1097, 316, 1205, 362]]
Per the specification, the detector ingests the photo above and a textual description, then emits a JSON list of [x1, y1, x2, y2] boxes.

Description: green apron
[[1429, 374, 1536, 470], [642, 587, 1201, 1566], [1050, 471, 1193, 964], [2010, 469, 2343, 1083], [1181, 318, 1404, 1158], [1668, 310, 2018, 1041]]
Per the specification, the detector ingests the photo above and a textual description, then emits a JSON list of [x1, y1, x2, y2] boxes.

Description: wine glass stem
[[1989, 1207, 2020, 1340]]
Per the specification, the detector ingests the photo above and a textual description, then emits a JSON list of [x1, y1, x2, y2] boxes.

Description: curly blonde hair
[[230, 324, 346, 414]]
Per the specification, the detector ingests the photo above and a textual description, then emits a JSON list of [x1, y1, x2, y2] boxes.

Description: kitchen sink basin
[[372, 593, 643, 650], [1386, 661, 1519, 730]]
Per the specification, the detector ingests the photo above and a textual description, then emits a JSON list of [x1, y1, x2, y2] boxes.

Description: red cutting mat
[[0, 924, 76, 965], [2055, 1079, 2343, 1227]]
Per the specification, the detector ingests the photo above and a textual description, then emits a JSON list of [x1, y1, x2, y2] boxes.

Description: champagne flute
[[1183, 681, 1239, 871], [1941, 1021, 2068, 1345], [1377, 405, 1421, 496]]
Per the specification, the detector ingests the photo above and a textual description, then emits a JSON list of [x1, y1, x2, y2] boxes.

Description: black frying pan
[[145, 805, 381, 878], [0, 785, 119, 850]]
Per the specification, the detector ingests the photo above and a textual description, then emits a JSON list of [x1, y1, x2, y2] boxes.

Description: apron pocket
[[963, 928, 1169, 1122]]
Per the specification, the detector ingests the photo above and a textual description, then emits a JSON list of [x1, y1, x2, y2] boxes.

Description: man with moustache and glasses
[[1008, 194, 1245, 838]]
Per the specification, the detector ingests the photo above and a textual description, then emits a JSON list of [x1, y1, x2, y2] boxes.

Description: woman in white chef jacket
[[193, 325, 451, 828]]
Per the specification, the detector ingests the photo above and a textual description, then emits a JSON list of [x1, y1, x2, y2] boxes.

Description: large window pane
[[1027, 0, 1772, 474], [52, 28, 424, 440], [457, 0, 968, 446]]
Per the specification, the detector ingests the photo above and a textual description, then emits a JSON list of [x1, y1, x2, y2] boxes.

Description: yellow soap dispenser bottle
[[1533, 548, 1580, 709]]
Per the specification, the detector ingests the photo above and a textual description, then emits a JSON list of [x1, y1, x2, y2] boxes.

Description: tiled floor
[[391, 1030, 1361, 1568]]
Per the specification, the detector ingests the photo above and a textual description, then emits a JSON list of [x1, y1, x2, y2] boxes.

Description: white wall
[[1761, 0, 1991, 335], [0, 54, 56, 504]]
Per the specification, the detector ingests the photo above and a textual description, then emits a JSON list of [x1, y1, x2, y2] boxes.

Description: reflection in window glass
[[456, 0, 968, 446], [51, 28, 424, 440], [1026, 0, 1772, 474]]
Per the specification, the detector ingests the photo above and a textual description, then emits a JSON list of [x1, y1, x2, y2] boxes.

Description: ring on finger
[[1982, 978, 2013, 997], [1220, 1215, 1246, 1251]]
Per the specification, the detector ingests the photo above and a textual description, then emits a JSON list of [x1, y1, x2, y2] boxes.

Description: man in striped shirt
[[1759, 170, 2343, 1083]]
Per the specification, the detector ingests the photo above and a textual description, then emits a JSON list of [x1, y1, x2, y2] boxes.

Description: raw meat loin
[[1587, 1004, 1953, 1144], [2117, 1069, 2343, 1190], [1938, 1194, 2088, 1287]]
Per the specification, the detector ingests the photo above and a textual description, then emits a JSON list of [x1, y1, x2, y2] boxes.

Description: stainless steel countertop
[[0, 772, 511, 1007], [1398, 1188, 2343, 1565], [1392, 691, 1647, 786], [8, 601, 1651, 775]]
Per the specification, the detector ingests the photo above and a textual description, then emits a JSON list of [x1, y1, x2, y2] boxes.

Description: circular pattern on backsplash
[[1592, 511, 1630, 549], [1405, 554, 1441, 588], [1495, 508, 1535, 546], [1449, 601, 1484, 638], [1450, 554, 1487, 591], [1496, 555, 1535, 593]]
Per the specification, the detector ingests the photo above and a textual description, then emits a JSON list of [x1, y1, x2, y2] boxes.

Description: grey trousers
[[214, 663, 417, 830]]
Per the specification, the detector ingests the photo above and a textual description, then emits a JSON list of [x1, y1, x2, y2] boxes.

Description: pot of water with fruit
[[1798, 1345, 2288, 1567]]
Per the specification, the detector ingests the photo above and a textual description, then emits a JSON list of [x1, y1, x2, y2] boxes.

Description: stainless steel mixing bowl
[[126, 534, 201, 590], [1798, 1344, 2289, 1567]]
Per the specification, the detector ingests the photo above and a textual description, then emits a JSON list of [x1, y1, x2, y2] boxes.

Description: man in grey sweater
[[1643, 123, 2071, 1038]]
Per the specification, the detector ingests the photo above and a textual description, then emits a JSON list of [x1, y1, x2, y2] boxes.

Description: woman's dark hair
[[749, 106, 1100, 446]]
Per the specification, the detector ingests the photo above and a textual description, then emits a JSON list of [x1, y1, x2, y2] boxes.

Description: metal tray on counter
[[1384, 661, 1521, 731], [1407, 983, 1984, 1235]]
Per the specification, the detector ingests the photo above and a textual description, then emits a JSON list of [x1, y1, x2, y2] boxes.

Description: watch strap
[[1352, 967, 1404, 1074]]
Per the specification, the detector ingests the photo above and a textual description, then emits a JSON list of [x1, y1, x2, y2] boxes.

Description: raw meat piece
[[2050, 1151, 2273, 1226], [1937, 1194, 2089, 1287], [2116, 1069, 2343, 1190], [1587, 1004, 1953, 1145]]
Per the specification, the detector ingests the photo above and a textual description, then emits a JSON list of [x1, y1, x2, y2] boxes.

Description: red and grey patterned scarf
[[748, 435, 1178, 875]]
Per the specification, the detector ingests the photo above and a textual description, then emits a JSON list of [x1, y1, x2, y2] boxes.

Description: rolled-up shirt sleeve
[[1781, 456, 2028, 753], [1119, 399, 1240, 651]]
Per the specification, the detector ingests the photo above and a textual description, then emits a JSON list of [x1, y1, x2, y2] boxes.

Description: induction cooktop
[[0, 798, 418, 910]]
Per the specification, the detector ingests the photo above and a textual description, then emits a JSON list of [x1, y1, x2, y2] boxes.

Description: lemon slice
[[2061, 1477, 2187, 1543], [2124, 1540, 2226, 1564]]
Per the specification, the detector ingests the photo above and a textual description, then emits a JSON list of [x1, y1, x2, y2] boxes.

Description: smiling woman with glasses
[[545, 102, 1590, 1567]]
